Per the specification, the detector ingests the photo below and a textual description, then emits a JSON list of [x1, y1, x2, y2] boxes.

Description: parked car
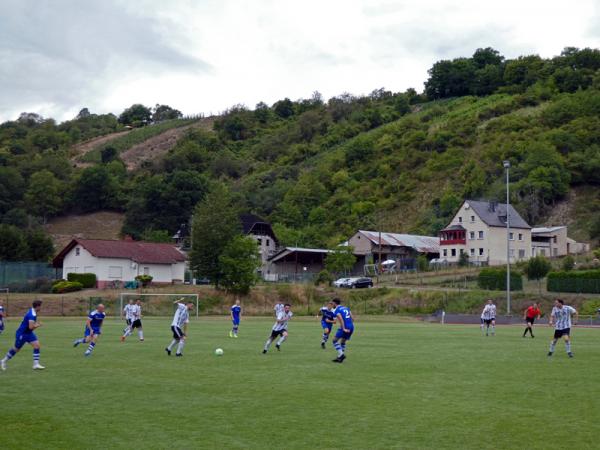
[[333, 277, 352, 288], [346, 277, 374, 289]]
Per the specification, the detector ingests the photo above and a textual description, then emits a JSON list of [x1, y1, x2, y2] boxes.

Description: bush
[[135, 274, 153, 287], [547, 270, 600, 293], [67, 272, 97, 288], [314, 270, 333, 286], [51, 281, 83, 293], [562, 255, 575, 271], [477, 268, 523, 291]]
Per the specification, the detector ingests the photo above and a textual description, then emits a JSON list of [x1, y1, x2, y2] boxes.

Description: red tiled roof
[[53, 239, 186, 267]]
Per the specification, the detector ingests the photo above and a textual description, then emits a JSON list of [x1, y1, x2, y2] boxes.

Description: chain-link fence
[[0, 261, 59, 292]]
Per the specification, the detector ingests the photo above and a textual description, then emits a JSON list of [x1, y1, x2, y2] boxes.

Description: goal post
[[118, 293, 200, 319]]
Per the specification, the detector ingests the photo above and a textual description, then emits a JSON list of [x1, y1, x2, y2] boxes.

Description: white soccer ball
[[214, 348, 224, 356]]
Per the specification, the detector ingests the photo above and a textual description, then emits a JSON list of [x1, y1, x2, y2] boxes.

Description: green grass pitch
[[1, 316, 599, 449]]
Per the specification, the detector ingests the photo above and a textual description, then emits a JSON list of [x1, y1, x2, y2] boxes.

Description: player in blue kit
[[331, 298, 354, 363], [0, 300, 5, 334], [1, 300, 44, 370], [230, 299, 242, 338], [318, 301, 336, 349], [73, 304, 106, 357]]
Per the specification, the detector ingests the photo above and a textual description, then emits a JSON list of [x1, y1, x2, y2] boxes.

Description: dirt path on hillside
[[120, 117, 215, 171], [70, 130, 132, 167]]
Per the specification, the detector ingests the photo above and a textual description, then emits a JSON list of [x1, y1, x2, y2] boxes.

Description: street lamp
[[503, 160, 511, 315]]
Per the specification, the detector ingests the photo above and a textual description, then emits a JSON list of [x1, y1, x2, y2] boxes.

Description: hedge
[[52, 281, 84, 293], [547, 270, 600, 294], [477, 268, 523, 291], [67, 272, 97, 288]]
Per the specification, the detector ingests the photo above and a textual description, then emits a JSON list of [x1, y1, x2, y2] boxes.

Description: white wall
[[62, 245, 185, 283]]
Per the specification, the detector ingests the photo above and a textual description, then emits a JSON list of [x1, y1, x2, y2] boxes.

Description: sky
[[1, 0, 599, 123]]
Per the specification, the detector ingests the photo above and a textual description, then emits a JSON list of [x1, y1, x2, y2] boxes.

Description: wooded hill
[[1, 47, 599, 261]]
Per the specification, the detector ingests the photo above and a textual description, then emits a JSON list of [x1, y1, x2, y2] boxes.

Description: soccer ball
[[214, 348, 224, 356]]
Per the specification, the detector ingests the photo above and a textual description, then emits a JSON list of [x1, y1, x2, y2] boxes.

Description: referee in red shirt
[[523, 302, 542, 338]]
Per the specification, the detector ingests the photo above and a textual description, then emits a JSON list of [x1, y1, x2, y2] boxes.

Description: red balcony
[[440, 238, 466, 246], [439, 225, 466, 246]]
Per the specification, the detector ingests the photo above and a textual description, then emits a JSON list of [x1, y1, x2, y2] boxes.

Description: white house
[[439, 200, 532, 265], [53, 239, 187, 288]]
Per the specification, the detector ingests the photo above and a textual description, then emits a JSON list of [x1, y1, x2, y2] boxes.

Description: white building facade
[[54, 239, 187, 288], [439, 200, 532, 266]]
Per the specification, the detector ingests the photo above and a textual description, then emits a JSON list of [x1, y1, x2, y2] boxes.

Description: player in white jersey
[[121, 299, 144, 342], [262, 303, 292, 353], [165, 299, 194, 357], [120, 299, 135, 342], [548, 299, 578, 358], [481, 299, 496, 336]]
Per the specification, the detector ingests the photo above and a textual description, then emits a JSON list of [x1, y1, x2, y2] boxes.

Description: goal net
[[118, 293, 200, 319]]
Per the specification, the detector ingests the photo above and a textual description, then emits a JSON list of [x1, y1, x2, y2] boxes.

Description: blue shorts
[[15, 332, 38, 349], [232, 318, 240, 326], [84, 327, 102, 337], [321, 321, 333, 331], [335, 328, 354, 341]]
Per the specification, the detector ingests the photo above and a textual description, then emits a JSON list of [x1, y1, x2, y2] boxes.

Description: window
[[75, 247, 80, 256], [509, 232, 514, 240], [541, 249, 546, 256], [443, 249, 447, 257], [553, 248, 558, 256], [470, 248, 475, 256], [458, 217, 463, 223], [479, 248, 484, 256], [518, 249, 525, 258], [518, 233, 523, 241], [553, 236, 557, 244], [108, 266, 123, 279], [459, 249, 464, 255], [470, 215, 475, 222], [266, 239, 270, 247], [257, 238, 262, 246], [451, 249, 456, 257], [478, 231, 484, 239], [469, 231, 475, 240], [143, 267, 150, 275], [509, 249, 515, 257]]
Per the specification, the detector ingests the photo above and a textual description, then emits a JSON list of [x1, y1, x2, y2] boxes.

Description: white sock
[[264, 338, 273, 351], [167, 339, 177, 351], [276, 336, 286, 346], [138, 330, 144, 340], [176, 340, 185, 354]]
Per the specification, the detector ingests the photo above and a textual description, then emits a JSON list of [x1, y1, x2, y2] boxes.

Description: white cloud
[[0, 0, 598, 122]]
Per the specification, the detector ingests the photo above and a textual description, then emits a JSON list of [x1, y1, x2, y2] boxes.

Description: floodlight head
[[503, 160, 511, 169]]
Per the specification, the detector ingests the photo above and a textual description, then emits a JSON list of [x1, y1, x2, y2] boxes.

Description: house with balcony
[[439, 200, 532, 266], [531, 226, 590, 257]]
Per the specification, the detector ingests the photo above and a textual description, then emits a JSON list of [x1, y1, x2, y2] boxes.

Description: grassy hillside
[[1, 47, 599, 259]]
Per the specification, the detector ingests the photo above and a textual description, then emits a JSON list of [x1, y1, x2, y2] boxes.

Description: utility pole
[[503, 160, 511, 315]]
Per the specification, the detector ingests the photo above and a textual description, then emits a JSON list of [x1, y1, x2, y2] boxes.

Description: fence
[[0, 261, 58, 292]]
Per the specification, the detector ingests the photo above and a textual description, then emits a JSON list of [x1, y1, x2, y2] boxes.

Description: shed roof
[[357, 230, 440, 254], [52, 239, 186, 267]]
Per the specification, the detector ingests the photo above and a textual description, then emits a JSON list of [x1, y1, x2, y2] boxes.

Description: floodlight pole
[[503, 160, 511, 316]]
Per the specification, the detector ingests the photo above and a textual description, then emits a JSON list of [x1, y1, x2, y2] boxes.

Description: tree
[[458, 251, 469, 267], [152, 104, 182, 122], [70, 166, 121, 213], [24, 170, 63, 222], [118, 104, 152, 127], [219, 235, 261, 294], [524, 255, 552, 294], [325, 246, 356, 276], [25, 228, 54, 261], [101, 146, 118, 163], [273, 98, 295, 118], [0, 224, 28, 261], [141, 229, 172, 243], [189, 184, 241, 287]]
